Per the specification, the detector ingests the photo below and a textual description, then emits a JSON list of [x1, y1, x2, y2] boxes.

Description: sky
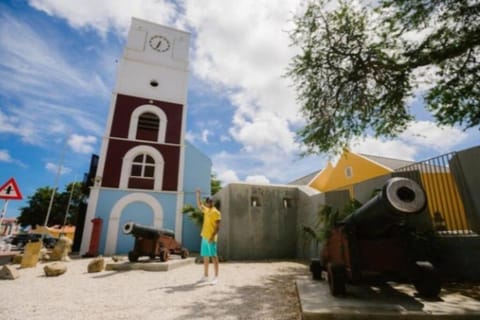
[[1, 0, 479, 219]]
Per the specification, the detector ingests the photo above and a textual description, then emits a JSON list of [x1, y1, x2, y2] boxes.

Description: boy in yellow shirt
[[196, 189, 221, 285]]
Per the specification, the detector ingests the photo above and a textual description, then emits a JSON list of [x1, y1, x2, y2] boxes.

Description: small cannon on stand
[[123, 222, 189, 262], [313, 177, 441, 297]]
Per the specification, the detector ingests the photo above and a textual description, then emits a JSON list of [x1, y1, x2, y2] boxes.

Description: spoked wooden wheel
[[128, 251, 139, 262], [327, 263, 346, 296], [413, 262, 441, 298], [159, 249, 170, 262]]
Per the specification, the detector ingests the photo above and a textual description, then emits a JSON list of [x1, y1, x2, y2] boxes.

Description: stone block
[[44, 262, 67, 277]]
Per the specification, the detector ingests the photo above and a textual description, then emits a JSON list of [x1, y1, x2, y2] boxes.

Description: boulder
[[50, 236, 72, 261], [0, 265, 20, 280], [87, 257, 105, 273], [44, 262, 67, 277]]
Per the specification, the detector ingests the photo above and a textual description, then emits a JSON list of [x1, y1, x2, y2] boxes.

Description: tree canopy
[[17, 182, 85, 228], [288, 0, 480, 154]]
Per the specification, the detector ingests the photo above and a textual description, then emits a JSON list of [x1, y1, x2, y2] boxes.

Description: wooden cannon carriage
[[123, 222, 189, 262], [312, 177, 441, 297]]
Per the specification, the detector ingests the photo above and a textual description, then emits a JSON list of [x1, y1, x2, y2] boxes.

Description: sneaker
[[210, 277, 218, 285], [198, 276, 209, 283]]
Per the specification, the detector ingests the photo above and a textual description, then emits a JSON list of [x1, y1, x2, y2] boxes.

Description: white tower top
[[115, 17, 191, 104]]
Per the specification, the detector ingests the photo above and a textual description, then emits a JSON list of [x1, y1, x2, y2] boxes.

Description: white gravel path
[[0, 257, 309, 320]]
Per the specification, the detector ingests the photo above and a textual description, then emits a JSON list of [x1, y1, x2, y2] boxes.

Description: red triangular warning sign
[[0, 178, 23, 200]]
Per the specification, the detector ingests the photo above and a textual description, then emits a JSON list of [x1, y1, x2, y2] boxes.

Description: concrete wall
[[217, 183, 298, 260], [296, 187, 325, 260], [451, 146, 480, 233], [296, 189, 351, 261]]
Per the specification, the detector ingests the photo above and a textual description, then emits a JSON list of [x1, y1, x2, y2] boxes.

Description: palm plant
[[182, 204, 203, 228]]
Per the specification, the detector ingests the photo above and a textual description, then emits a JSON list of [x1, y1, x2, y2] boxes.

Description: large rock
[[50, 236, 72, 261], [87, 257, 105, 273], [20, 241, 42, 268], [0, 265, 20, 280], [44, 262, 67, 277]]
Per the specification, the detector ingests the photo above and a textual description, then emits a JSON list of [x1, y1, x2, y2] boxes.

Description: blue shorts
[[200, 237, 217, 257]]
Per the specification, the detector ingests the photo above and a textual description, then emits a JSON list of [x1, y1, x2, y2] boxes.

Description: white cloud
[[351, 138, 418, 161], [230, 111, 298, 154], [68, 134, 97, 154], [217, 169, 240, 185], [400, 121, 468, 152], [185, 131, 196, 143], [183, 0, 303, 141], [45, 162, 71, 175], [201, 129, 211, 144], [0, 149, 13, 163], [245, 175, 270, 184], [28, 0, 178, 37], [350, 120, 470, 161], [0, 13, 110, 101]]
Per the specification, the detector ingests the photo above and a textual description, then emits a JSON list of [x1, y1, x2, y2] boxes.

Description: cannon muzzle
[[123, 222, 175, 239], [344, 177, 426, 238], [123, 222, 161, 238]]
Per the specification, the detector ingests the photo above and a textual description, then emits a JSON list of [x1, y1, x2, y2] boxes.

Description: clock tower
[[80, 18, 202, 256]]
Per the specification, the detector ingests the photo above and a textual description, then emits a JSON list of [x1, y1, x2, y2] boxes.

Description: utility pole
[[44, 136, 68, 229]]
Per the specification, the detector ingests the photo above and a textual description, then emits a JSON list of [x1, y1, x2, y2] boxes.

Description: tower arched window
[[128, 105, 167, 143], [136, 112, 160, 141], [131, 153, 155, 178], [120, 146, 165, 191]]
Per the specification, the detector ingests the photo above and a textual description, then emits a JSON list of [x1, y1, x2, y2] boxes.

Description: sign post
[[0, 178, 23, 231]]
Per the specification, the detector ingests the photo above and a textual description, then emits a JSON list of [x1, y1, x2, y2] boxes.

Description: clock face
[[149, 35, 170, 52]]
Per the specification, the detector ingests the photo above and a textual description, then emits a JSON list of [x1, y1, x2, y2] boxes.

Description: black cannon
[[313, 177, 441, 297], [123, 222, 189, 262]]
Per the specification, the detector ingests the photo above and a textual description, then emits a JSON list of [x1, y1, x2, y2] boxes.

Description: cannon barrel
[[343, 177, 427, 238], [122, 222, 175, 239]]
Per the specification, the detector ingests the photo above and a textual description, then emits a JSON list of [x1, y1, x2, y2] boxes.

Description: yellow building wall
[[310, 151, 392, 193], [309, 162, 334, 191], [420, 172, 468, 231], [34, 225, 76, 241]]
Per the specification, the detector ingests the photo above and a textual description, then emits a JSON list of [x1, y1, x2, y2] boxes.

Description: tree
[[288, 0, 480, 154], [182, 173, 223, 228], [17, 182, 84, 228], [211, 173, 222, 195]]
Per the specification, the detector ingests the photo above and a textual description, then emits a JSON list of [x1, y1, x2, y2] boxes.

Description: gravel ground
[[0, 257, 309, 320]]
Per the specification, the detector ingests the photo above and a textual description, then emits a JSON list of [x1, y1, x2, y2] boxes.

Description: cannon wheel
[[310, 259, 324, 281], [128, 251, 139, 262], [413, 263, 441, 297], [327, 263, 346, 296], [159, 249, 170, 262], [181, 249, 189, 259]]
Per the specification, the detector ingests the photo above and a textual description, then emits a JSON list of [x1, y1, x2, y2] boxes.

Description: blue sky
[[1, 0, 479, 219]]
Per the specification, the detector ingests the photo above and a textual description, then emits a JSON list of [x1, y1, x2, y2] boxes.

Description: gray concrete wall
[[296, 188, 351, 260], [217, 183, 299, 260], [296, 187, 325, 260], [451, 146, 480, 233]]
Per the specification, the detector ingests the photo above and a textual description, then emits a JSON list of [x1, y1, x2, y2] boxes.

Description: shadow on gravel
[[170, 261, 308, 320]]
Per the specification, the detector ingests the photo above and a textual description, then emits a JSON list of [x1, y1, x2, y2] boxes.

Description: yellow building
[[34, 225, 76, 241], [292, 150, 468, 232], [307, 150, 413, 195]]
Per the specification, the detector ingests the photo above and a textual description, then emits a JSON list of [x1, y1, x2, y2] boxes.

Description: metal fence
[[395, 151, 476, 236]]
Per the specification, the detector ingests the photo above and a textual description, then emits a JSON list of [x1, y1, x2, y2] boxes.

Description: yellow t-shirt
[[201, 206, 221, 241]]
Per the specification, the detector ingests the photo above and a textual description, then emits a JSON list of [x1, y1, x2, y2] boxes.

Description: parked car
[[5, 233, 58, 249]]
